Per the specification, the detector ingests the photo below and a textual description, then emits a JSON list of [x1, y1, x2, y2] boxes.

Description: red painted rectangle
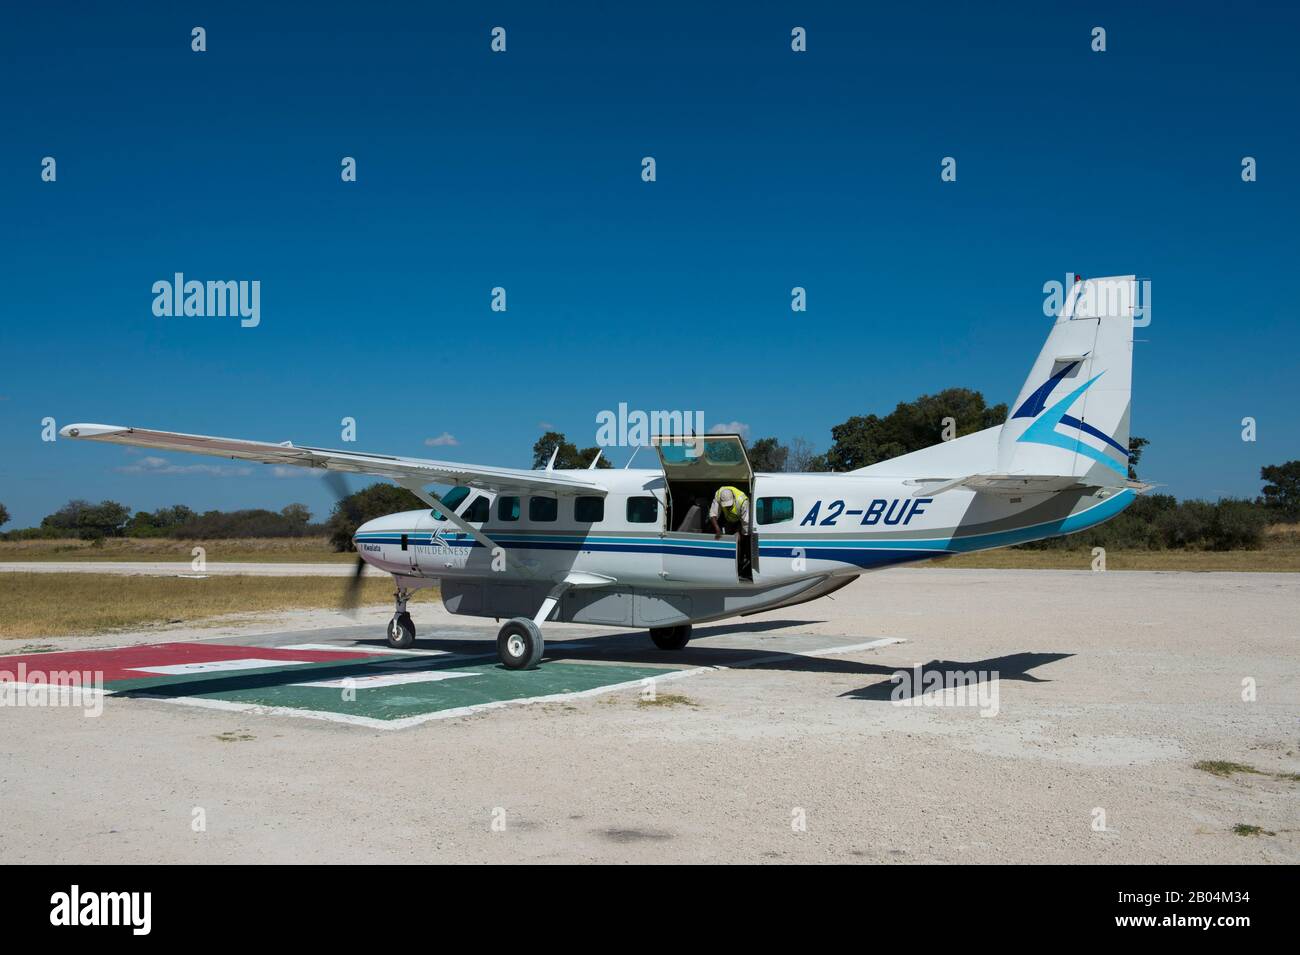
[[0, 642, 379, 684]]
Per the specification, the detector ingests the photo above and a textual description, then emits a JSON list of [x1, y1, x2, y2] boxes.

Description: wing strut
[[395, 479, 498, 551]]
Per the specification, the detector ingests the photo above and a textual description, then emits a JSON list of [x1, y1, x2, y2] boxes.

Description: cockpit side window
[[431, 486, 471, 520], [462, 495, 490, 523]]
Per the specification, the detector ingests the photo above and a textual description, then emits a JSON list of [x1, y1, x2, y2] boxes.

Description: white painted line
[[292, 671, 476, 689], [382, 667, 713, 728], [148, 666, 710, 730], [802, 637, 906, 658], [145, 695, 400, 728], [1, 683, 113, 696], [279, 643, 450, 657], [730, 637, 906, 669], [128, 658, 314, 675]]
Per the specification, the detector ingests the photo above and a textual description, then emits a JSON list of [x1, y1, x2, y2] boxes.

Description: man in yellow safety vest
[[709, 485, 751, 540]]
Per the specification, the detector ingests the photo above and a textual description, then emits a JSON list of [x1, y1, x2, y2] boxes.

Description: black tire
[[387, 613, 415, 649], [649, 624, 691, 651], [497, 617, 544, 670]]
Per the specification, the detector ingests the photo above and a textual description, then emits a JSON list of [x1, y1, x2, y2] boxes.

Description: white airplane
[[63, 275, 1144, 670]]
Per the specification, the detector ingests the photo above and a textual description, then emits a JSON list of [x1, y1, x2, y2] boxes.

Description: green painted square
[[116, 656, 687, 721]]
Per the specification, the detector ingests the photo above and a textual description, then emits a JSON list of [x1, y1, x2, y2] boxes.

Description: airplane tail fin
[[995, 275, 1135, 485]]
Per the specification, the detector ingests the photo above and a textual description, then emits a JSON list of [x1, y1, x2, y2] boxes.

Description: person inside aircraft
[[710, 485, 753, 578], [709, 485, 750, 539]]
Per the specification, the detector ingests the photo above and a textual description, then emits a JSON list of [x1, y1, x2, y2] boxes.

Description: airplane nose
[[353, 518, 378, 551]]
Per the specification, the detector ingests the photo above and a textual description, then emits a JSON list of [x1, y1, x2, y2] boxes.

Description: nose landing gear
[[387, 612, 415, 649], [386, 585, 417, 649]]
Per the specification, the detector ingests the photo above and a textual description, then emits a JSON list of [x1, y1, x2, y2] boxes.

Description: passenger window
[[574, 496, 604, 523], [626, 496, 658, 523], [529, 496, 558, 522], [757, 496, 795, 525], [462, 495, 490, 523], [497, 496, 520, 521]]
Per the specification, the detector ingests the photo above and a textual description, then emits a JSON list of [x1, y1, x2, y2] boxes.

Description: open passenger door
[[652, 434, 756, 582]]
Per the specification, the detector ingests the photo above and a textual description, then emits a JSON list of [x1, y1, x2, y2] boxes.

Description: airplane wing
[[59, 423, 609, 495]]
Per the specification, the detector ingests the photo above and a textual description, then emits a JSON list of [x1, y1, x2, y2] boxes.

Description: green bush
[[1154, 499, 1212, 548], [1017, 494, 1269, 552], [166, 509, 323, 540], [0, 526, 66, 541], [1207, 498, 1267, 550]]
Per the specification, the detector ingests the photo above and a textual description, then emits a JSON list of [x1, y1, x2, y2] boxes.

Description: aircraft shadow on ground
[[835, 652, 1075, 702]]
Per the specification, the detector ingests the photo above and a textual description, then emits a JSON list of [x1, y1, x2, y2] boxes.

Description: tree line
[[0, 500, 322, 541]]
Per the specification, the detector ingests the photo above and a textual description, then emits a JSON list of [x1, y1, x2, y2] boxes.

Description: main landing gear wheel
[[387, 612, 416, 649], [649, 624, 691, 651], [497, 617, 544, 670]]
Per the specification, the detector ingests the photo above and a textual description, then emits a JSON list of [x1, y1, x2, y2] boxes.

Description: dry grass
[[1232, 824, 1275, 837], [0, 536, 349, 563], [0, 573, 438, 640], [1265, 522, 1300, 542], [1193, 760, 1262, 778], [924, 547, 1300, 572], [637, 693, 699, 708], [921, 526, 1300, 572], [1193, 760, 1299, 783]]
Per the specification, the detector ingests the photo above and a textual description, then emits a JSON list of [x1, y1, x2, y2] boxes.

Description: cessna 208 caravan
[[63, 275, 1144, 670]]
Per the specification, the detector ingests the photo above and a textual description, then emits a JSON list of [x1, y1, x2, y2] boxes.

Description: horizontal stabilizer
[[915, 474, 1151, 497], [913, 473, 1098, 497]]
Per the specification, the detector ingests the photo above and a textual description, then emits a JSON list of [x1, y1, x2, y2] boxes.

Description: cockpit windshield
[[431, 486, 471, 520]]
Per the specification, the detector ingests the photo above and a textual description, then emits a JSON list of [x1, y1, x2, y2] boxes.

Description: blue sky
[[1, 2, 1297, 526]]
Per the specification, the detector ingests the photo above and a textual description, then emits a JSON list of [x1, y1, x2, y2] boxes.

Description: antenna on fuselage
[[587, 449, 603, 469], [624, 445, 641, 469], [545, 446, 559, 471]]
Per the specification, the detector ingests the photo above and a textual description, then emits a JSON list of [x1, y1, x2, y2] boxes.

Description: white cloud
[[116, 455, 252, 477], [271, 466, 314, 478], [709, 421, 751, 440], [424, 432, 459, 447]]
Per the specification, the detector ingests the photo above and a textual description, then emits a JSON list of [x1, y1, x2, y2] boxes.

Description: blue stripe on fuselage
[[354, 490, 1134, 568]]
